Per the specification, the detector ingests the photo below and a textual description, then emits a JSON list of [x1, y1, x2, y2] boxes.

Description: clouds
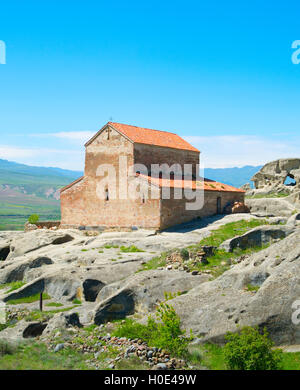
[[183, 134, 300, 168], [0, 145, 84, 170], [0, 131, 299, 171], [31, 131, 94, 143]]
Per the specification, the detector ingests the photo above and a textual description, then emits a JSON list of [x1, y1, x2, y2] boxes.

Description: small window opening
[[284, 174, 296, 186], [105, 188, 109, 201]]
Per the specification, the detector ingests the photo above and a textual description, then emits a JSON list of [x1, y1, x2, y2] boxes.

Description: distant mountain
[[204, 165, 262, 188], [0, 159, 83, 230], [0, 159, 261, 230], [0, 159, 83, 200]]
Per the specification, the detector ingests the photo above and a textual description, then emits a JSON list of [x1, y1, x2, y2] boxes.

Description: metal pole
[[39, 292, 43, 311]]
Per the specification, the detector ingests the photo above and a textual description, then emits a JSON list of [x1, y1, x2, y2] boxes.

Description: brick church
[[60, 122, 245, 230]]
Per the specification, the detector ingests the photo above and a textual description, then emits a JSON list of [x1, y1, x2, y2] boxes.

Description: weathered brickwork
[[60, 122, 245, 230], [134, 143, 200, 178], [160, 188, 245, 229]]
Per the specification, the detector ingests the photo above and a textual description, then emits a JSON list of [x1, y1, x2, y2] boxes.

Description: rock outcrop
[[250, 158, 300, 195], [169, 228, 300, 346]]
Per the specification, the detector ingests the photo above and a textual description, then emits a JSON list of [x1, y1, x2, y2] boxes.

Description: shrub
[[0, 340, 17, 356], [28, 214, 39, 224], [113, 302, 192, 357], [180, 248, 189, 261], [223, 326, 282, 370]]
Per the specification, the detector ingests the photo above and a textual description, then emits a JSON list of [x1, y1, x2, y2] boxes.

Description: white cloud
[[31, 131, 94, 143], [2, 132, 299, 172], [0, 145, 84, 171], [183, 135, 300, 168]]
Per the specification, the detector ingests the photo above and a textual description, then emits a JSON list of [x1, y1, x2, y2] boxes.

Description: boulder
[[231, 202, 250, 214], [43, 312, 82, 335], [251, 158, 300, 193], [0, 320, 47, 341], [219, 225, 295, 252], [245, 197, 298, 217], [93, 270, 210, 324], [168, 229, 300, 346]]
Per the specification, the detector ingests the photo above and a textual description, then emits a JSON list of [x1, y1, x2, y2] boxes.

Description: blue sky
[[0, 0, 300, 170]]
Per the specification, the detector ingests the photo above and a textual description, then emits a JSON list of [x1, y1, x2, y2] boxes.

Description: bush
[[223, 326, 282, 370], [28, 214, 39, 224], [180, 248, 189, 260], [113, 302, 192, 357]]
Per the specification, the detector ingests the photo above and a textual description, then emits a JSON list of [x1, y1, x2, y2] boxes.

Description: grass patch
[[246, 283, 260, 292], [245, 192, 290, 199], [104, 244, 119, 249], [113, 303, 192, 358], [187, 342, 300, 370], [139, 219, 271, 277], [0, 281, 26, 293], [193, 219, 270, 248], [72, 299, 82, 305], [7, 292, 51, 305], [188, 343, 226, 370], [120, 245, 144, 253], [138, 253, 167, 272], [0, 342, 93, 370], [45, 302, 63, 307], [24, 306, 80, 322]]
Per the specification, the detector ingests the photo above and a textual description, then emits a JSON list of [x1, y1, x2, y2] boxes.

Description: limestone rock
[[219, 225, 295, 252], [245, 197, 298, 217], [168, 229, 300, 346], [251, 158, 300, 194], [93, 270, 210, 324]]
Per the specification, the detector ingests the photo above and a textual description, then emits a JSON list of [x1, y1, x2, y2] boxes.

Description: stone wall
[[61, 174, 162, 229], [160, 189, 245, 229], [134, 143, 200, 178]]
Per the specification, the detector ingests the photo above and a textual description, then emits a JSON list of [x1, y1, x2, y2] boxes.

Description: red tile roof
[[85, 122, 199, 152], [138, 174, 245, 193]]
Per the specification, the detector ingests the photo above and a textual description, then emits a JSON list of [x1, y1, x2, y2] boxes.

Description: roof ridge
[[108, 121, 179, 136]]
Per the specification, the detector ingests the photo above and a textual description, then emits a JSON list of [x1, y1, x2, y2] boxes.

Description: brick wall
[[134, 143, 200, 178], [160, 189, 245, 229], [61, 128, 162, 228]]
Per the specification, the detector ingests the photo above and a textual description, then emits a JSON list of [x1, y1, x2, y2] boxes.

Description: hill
[[204, 165, 262, 188], [0, 159, 82, 230], [0, 159, 261, 230]]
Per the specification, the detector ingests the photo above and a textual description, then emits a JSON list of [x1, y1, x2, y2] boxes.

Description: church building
[[60, 122, 245, 230]]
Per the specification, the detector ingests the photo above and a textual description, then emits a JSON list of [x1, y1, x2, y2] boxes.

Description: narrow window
[[105, 188, 109, 201], [217, 197, 222, 214]]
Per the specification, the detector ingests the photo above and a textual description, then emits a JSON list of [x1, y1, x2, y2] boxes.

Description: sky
[[0, 0, 300, 170]]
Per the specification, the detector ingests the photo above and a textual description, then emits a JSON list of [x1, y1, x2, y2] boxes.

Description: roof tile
[[107, 122, 199, 152]]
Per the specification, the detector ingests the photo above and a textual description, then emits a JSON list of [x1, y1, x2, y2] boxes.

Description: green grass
[[246, 283, 260, 292], [120, 245, 144, 253], [72, 298, 82, 305], [6, 292, 51, 305], [192, 245, 270, 279], [193, 219, 270, 248], [138, 252, 167, 272], [0, 281, 26, 293], [104, 244, 119, 249], [24, 306, 80, 322], [187, 343, 300, 370], [45, 302, 63, 307], [188, 343, 226, 370], [245, 192, 290, 199], [139, 219, 270, 276], [0, 341, 93, 370]]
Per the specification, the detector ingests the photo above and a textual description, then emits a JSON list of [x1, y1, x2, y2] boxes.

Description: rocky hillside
[[0, 159, 82, 230]]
